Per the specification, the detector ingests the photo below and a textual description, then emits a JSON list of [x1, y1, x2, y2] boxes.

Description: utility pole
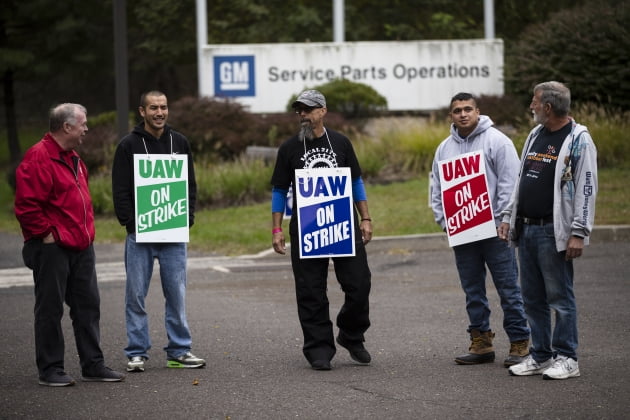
[[196, 0, 208, 97], [333, 0, 345, 43], [484, 0, 495, 39], [113, 0, 129, 139]]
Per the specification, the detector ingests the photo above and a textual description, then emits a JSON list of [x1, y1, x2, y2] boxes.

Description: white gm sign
[[200, 39, 504, 113]]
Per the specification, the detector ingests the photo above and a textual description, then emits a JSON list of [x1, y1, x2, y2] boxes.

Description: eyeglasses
[[294, 106, 320, 114]]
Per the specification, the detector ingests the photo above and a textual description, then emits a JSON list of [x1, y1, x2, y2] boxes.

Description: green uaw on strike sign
[[134, 154, 189, 242]]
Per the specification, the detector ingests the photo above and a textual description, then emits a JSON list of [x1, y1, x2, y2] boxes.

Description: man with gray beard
[[270, 90, 373, 371], [298, 114, 315, 141], [499, 81, 598, 380]]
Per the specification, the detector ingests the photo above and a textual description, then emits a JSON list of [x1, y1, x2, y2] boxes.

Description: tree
[[0, 0, 114, 159], [1, 0, 618, 177], [494, 0, 587, 40], [0, 0, 55, 170], [0, 14, 22, 169], [126, 0, 198, 101], [1, 0, 113, 188], [505, 0, 630, 110], [204, 1, 329, 44]]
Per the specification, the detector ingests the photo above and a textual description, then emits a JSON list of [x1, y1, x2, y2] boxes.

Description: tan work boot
[[503, 339, 530, 367], [455, 330, 496, 365]]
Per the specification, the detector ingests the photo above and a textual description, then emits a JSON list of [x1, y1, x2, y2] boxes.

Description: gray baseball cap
[[292, 90, 326, 108]]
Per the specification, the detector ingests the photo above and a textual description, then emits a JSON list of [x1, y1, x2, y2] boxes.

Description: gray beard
[[533, 110, 547, 125], [299, 123, 315, 142]]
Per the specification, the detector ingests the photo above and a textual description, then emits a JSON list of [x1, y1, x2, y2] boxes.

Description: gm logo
[[214, 55, 255, 97]]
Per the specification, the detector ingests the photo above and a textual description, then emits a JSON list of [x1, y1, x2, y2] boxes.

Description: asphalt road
[[1, 227, 629, 419]]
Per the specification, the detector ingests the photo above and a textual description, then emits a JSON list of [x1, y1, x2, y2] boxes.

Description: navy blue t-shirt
[[517, 122, 572, 218]]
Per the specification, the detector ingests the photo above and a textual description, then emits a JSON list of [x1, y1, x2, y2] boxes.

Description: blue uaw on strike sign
[[295, 167, 355, 259]]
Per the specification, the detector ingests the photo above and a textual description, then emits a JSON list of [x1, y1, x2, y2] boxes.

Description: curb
[[1, 226, 627, 289]]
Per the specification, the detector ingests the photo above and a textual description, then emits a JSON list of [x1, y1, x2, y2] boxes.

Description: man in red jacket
[[14, 103, 125, 386]]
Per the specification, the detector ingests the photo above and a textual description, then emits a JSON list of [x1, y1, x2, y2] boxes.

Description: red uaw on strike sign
[[438, 150, 496, 247]]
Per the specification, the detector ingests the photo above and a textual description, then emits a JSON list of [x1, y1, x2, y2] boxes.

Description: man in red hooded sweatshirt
[[14, 103, 124, 386]]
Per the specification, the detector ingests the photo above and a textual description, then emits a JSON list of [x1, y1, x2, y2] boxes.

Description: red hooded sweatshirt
[[14, 134, 95, 251]]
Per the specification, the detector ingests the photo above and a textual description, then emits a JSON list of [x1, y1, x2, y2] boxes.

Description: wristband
[[361, 218, 372, 222], [272, 227, 283, 234]]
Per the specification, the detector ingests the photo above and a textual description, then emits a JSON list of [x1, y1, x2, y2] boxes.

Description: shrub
[[193, 157, 274, 208], [474, 94, 531, 128], [79, 111, 120, 175], [355, 117, 446, 182], [168, 95, 361, 159], [507, 102, 629, 169], [434, 94, 531, 129], [257, 112, 300, 147], [261, 111, 353, 147], [89, 172, 115, 215], [168, 96, 273, 160], [505, 0, 630, 111], [567, 104, 629, 169], [286, 79, 388, 120], [18, 103, 630, 218]]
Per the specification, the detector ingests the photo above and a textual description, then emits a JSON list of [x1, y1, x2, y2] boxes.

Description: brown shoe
[[455, 330, 495, 365], [503, 338, 530, 367]]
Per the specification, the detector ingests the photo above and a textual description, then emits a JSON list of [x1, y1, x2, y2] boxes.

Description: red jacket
[[14, 134, 95, 251]]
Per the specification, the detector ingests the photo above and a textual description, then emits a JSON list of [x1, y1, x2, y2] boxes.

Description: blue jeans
[[124, 234, 192, 359], [518, 223, 578, 361], [453, 236, 530, 341]]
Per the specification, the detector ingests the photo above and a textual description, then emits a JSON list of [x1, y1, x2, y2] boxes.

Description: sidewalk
[[2, 225, 628, 286]]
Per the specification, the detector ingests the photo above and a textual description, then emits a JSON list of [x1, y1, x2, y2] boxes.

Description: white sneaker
[[508, 354, 553, 376], [542, 355, 580, 380], [127, 356, 146, 372], [167, 352, 206, 368]]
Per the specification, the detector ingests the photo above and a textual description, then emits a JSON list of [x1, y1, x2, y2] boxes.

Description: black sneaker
[[81, 365, 125, 382], [39, 370, 76, 387], [311, 360, 332, 371], [336, 335, 371, 364]]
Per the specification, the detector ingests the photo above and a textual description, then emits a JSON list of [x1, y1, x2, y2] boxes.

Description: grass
[[2, 109, 628, 256], [594, 167, 630, 224], [2, 168, 627, 256]]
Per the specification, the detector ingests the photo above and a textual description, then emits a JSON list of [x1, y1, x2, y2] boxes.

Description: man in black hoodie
[[112, 91, 205, 373]]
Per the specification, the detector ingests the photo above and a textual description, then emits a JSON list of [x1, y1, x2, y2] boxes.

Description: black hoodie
[[112, 122, 197, 234]]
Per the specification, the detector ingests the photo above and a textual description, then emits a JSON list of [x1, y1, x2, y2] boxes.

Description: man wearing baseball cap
[[270, 90, 373, 371], [291, 89, 327, 108]]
